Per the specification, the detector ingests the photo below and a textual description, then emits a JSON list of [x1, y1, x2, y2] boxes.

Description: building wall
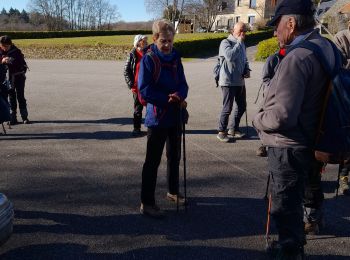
[[213, 0, 275, 31]]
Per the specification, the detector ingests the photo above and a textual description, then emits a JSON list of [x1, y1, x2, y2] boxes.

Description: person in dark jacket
[[253, 0, 336, 258], [0, 35, 29, 125], [138, 19, 189, 218], [123, 34, 148, 136]]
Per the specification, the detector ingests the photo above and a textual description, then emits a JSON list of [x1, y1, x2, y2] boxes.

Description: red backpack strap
[[146, 50, 161, 83]]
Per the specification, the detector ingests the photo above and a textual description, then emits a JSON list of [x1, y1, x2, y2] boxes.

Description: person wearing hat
[[253, 0, 336, 258], [123, 34, 148, 136]]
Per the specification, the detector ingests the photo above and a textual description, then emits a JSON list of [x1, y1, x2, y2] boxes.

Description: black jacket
[[0, 45, 27, 76], [123, 48, 138, 89]]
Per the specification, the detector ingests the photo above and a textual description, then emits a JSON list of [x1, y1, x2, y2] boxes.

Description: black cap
[[267, 0, 314, 26]]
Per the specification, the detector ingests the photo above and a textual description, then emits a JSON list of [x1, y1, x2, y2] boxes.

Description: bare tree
[[28, 0, 120, 30], [145, 0, 190, 25]]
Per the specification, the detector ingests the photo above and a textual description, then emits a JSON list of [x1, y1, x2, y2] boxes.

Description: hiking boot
[[166, 192, 187, 206], [233, 130, 245, 138], [9, 116, 18, 125], [140, 203, 165, 219], [23, 118, 31, 124], [217, 132, 230, 142], [132, 128, 142, 137], [256, 145, 267, 157], [268, 241, 305, 260], [339, 176, 350, 195]]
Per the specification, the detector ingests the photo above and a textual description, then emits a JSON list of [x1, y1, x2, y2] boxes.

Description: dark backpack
[[213, 57, 223, 87], [289, 40, 350, 164]]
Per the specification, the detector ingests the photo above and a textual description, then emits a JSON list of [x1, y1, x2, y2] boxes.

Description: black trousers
[[141, 126, 181, 205], [8, 74, 28, 119], [268, 147, 323, 249], [132, 92, 143, 130]]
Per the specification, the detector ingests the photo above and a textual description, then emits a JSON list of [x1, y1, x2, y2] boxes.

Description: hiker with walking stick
[[253, 0, 336, 258], [138, 19, 189, 219]]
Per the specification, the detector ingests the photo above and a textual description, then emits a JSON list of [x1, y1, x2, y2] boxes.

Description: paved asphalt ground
[[0, 50, 349, 259]]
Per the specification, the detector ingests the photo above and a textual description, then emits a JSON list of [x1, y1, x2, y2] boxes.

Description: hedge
[[175, 29, 274, 58], [0, 30, 152, 39], [13, 29, 274, 60], [255, 37, 279, 61]]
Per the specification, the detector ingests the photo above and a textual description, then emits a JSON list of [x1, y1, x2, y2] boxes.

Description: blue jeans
[[218, 86, 246, 132]]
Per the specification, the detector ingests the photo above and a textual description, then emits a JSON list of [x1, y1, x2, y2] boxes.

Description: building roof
[[324, 0, 350, 18], [339, 3, 350, 14]]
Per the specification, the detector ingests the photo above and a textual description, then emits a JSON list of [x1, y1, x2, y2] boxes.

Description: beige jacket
[[334, 27, 350, 69]]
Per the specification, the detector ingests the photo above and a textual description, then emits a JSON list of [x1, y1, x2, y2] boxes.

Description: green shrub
[[255, 37, 279, 61], [175, 29, 274, 58]]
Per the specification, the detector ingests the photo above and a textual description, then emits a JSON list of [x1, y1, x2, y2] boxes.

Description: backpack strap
[[146, 49, 161, 83], [286, 39, 342, 79]]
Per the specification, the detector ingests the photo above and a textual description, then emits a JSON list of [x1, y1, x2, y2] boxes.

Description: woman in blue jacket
[[138, 19, 188, 218]]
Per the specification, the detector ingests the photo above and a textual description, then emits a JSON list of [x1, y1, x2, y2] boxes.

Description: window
[[248, 15, 255, 25], [249, 0, 256, 8], [237, 0, 241, 7], [235, 16, 240, 23], [228, 19, 233, 28]]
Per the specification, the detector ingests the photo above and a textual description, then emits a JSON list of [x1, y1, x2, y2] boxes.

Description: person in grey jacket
[[253, 0, 336, 258], [217, 21, 250, 142]]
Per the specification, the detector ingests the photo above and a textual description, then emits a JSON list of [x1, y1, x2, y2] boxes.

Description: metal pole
[[183, 120, 187, 212]]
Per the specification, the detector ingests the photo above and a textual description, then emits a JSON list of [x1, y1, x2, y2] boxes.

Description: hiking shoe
[[267, 241, 305, 260], [9, 116, 18, 125], [23, 118, 31, 124], [166, 192, 187, 206], [256, 145, 267, 157], [140, 203, 165, 219], [304, 221, 321, 235], [228, 129, 235, 136], [339, 176, 350, 195], [217, 132, 230, 142], [132, 128, 142, 137], [233, 130, 245, 138]]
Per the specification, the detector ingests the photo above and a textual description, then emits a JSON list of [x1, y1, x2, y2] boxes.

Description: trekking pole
[[265, 193, 272, 251], [245, 111, 248, 137], [182, 119, 187, 212], [264, 174, 270, 200]]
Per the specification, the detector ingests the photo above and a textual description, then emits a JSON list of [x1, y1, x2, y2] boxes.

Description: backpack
[[289, 40, 350, 164], [213, 57, 223, 87], [138, 49, 177, 106]]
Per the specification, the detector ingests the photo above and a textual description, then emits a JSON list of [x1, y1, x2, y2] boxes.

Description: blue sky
[[0, 0, 154, 22]]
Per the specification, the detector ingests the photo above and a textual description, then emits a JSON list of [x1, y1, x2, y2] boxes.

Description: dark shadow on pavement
[[3, 131, 137, 140], [31, 117, 133, 125], [0, 244, 269, 260]]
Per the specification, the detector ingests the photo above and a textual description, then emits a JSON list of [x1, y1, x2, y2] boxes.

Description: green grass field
[[14, 33, 228, 47]]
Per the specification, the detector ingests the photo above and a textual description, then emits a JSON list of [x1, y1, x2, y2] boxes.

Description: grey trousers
[[218, 85, 246, 132]]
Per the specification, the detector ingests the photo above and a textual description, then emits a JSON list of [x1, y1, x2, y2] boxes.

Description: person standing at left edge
[[138, 19, 188, 218], [0, 35, 30, 125]]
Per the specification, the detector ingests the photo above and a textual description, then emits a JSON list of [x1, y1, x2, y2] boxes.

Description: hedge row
[[17, 30, 273, 60], [255, 37, 279, 61], [0, 30, 152, 39], [175, 29, 273, 58]]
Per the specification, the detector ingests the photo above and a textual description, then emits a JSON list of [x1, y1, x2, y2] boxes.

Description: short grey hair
[[152, 19, 175, 39], [287, 14, 316, 32]]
